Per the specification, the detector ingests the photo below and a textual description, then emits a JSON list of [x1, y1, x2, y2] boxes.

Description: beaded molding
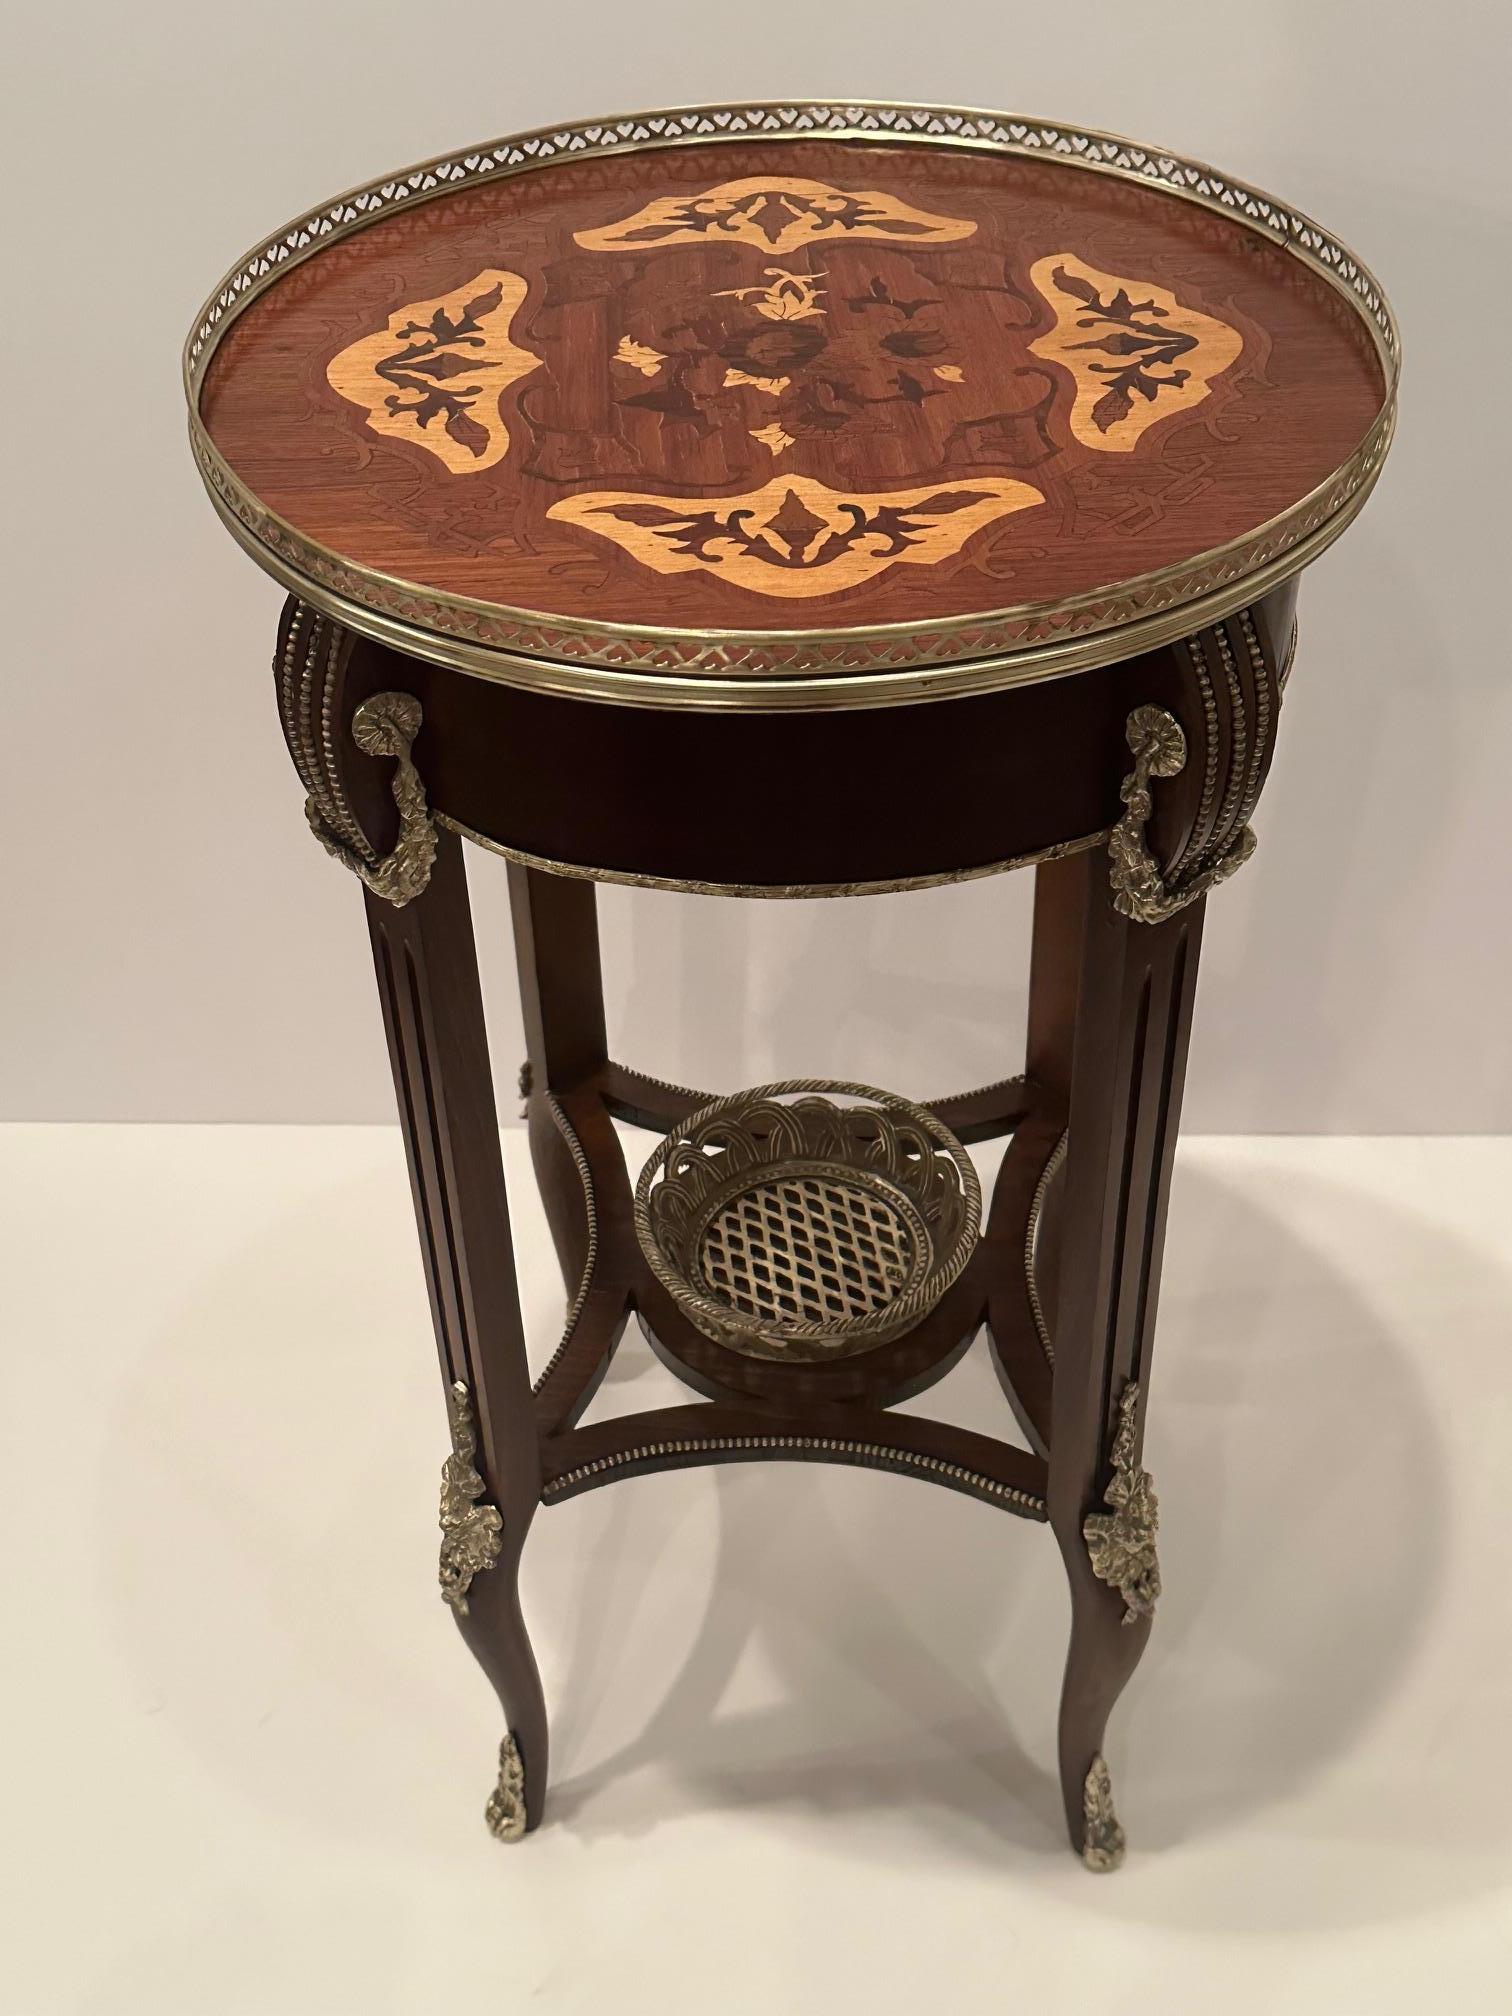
[[543, 1432, 1047, 1515]]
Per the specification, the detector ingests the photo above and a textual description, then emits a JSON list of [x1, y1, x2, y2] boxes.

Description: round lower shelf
[[634, 1080, 981, 1361]]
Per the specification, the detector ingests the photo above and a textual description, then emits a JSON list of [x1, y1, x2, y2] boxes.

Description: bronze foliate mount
[[307, 690, 438, 907], [485, 1732, 528, 1843], [438, 1381, 504, 1616], [1081, 1753, 1127, 1872], [1108, 704, 1257, 924], [1083, 1381, 1161, 1626]]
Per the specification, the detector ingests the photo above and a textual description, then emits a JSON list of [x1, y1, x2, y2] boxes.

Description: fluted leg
[[1041, 851, 1205, 1867], [507, 862, 607, 1299], [366, 831, 548, 1834]]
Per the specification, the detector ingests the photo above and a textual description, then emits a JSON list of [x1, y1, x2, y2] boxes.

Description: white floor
[[3, 1124, 1510, 2013]]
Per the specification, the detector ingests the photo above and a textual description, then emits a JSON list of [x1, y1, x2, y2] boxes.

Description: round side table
[[185, 103, 1396, 1869]]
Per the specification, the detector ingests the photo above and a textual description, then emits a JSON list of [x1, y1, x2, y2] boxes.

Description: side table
[[185, 103, 1397, 1868]]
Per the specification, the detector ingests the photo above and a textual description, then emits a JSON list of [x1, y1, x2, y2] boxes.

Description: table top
[[187, 105, 1396, 710]]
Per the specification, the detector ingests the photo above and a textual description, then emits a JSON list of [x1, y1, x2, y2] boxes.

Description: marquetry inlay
[[548, 474, 1043, 597], [572, 174, 978, 254], [325, 270, 539, 475], [1028, 254, 1243, 453], [196, 124, 1390, 670]]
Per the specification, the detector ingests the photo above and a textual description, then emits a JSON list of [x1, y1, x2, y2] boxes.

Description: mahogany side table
[[185, 104, 1396, 1868]]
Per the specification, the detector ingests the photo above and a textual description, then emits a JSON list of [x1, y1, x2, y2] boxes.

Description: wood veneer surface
[[201, 138, 1386, 646]]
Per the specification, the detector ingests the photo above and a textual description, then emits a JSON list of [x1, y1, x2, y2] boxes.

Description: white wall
[[8, 0, 1510, 1129]]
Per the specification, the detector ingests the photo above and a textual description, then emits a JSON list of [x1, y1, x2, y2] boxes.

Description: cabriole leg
[[366, 832, 549, 1836], [1044, 852, 1205, 1868], [507, 862, 608, 1297]]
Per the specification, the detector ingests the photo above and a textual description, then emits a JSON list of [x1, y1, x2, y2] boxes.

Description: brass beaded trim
[[1170, 631, 1219, 882], [1236, 608, 1274, 825], [1024, 1129, 1068, 1365], [543, 1433, 1047, 1514], [529, 1094, 600, 1398], [278, 603, 371, 860], [1210, 623, 1251, 853]]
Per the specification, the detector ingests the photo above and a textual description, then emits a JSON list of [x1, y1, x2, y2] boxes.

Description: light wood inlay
[[200, 135, 1388, 651], [547, 474, 1043, 598], [573, 175, 978, 254], [1029, 254, 1243, 452], [326, 269, 539, 474]]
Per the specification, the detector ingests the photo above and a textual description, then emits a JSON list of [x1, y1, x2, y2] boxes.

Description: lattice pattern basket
[[634, 1080, 982, 1361]]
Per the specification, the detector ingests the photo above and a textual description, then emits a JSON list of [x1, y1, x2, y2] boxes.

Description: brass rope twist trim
[[307, 690, 438, 906], [1108, 703, 1257, 923]]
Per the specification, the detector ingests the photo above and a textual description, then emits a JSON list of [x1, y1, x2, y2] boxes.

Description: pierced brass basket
[[634, 1080, 981, 1361]]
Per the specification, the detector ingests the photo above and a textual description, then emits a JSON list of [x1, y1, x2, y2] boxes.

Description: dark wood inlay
[[202, 138, 1385, 648]]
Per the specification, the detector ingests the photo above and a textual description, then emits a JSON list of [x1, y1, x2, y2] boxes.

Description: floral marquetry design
[[714, 266, 828, 321], [594, 247, 992, 477], [1029, 254, 1242, 451], [574, 175, 977, 254], [326, 269, 539, 474], [548, 475, 1043, 599], [194, 121, 1393, 683]]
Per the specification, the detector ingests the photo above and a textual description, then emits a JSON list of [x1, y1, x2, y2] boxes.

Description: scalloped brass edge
[[186, 102, 1398, 711]]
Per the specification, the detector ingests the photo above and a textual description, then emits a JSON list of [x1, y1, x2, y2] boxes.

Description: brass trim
[[438, 1381, 504, 1616], [633, 1080, 982, 1359], [603, 1064, 1033, 1122], [308, 691, 438, 906], [1083, 1382, 1161, 1626], [438, 812, 1104, 898], [606, 1061, 711, 1112], [484, 1733, 527, 1842], [1082, 1753, 1127, 1872], [925, 1071, 1029, 1116], [1108, 705, 1256, 923], [1279, 616, 1301, 691], [529, 1094, 601, 1398], [543, 1432, 1046, 1516], [185, 101, 1397, 713], [1025, 1129, 1068, 1365]]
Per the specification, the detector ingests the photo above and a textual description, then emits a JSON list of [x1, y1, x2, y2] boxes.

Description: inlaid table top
[[186, 104, 1397, 708]]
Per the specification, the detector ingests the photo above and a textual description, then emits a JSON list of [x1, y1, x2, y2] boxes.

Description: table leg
[[1044, 853, 1206, 1868], [1024, 850, 1084, 1341], [365, 830, 548, 1838], [507, 862, 608, 1296]]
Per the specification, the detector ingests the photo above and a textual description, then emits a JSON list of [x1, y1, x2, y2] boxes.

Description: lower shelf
[[525, 1061, 1066, 1519], [634, 1078, 982, 1362]]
